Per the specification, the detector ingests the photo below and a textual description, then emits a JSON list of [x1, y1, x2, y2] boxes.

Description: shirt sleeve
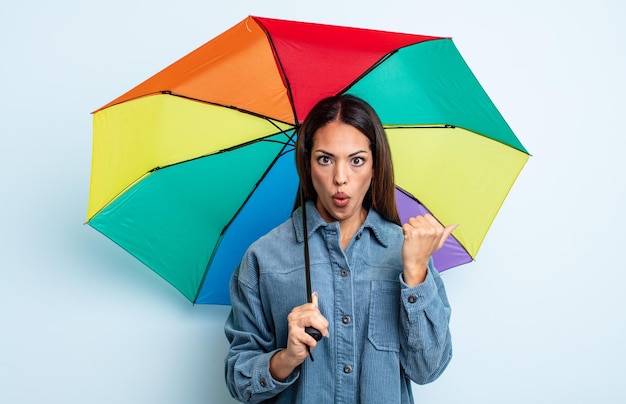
[[398, 260, 453, 385], [224, 253, 300, 402]]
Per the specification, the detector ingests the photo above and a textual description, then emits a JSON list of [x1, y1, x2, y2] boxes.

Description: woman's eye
[[351, 157, 365, 166], [317, 156, 331, 165]]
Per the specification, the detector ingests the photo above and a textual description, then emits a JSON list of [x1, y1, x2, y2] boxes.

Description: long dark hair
[[294, 94, 400, 225]]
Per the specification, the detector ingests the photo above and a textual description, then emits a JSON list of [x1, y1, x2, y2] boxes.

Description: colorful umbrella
[[87, 16, 529, 305]]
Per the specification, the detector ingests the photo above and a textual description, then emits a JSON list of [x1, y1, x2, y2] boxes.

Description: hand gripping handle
[[305, 326, 323, 361]]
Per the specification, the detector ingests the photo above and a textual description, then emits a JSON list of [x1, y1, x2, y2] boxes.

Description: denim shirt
[[225, 202, 452, 403]]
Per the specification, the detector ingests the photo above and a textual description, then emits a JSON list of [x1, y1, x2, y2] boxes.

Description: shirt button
[[342, 315, 351, 324], [260, 378, 267, 387], [408, 295, 418, 303], [340, 269, 349, 277], [343, 365, 352, 374], [356, 232, 362, 240]]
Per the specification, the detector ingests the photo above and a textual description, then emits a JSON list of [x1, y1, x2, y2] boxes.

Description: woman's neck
[[338, 207, 367, 250]]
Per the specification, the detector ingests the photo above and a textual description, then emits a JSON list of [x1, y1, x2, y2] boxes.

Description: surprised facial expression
[[310, 121, 373, 226]]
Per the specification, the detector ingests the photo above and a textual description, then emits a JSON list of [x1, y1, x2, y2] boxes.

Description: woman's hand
[[270, 292, 329, 381], [401, 214, 457, 287]]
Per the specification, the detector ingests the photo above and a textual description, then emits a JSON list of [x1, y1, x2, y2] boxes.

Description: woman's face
[[310, 120, 373, 226]]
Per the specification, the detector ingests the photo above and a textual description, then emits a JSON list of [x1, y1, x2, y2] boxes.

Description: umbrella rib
[[383, 124, 454, 129], [386, 124, 532, 155], [163, 91, 297, 126], [88, 128, 294, 223], [193, 130, 298, 303], [85, 172, 152, 223], [338, 50, 397, 95], [148, 129, 295, 173], [253, 18, 299, 124], [218, 129, 297, 233], [338, 37, 442, 96], [96, 90, 296, 127], [395, 185, 424, 205]]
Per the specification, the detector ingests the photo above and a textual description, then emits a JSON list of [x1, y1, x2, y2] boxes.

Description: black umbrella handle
[[304, 328, 322, 363], [305, 326, 323, 361], [300, 185, 323, 361], [305, 326, 323, 341]]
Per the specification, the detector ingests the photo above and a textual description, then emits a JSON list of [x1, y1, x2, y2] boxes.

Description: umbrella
[[86, 16, 529, 305]]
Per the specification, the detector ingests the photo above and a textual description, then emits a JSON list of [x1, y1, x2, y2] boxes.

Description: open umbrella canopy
[[87, 16, 529, 305]]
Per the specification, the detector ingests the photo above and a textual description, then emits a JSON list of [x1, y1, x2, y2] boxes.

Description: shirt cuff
[[399, 263, 438, 311], [252, 349, 300, 395]]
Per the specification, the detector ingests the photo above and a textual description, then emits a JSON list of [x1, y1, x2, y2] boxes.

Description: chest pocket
[[367, 280, 400, 352]]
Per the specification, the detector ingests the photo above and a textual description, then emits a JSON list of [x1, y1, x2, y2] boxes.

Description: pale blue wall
[[1, 1, 624, 403]]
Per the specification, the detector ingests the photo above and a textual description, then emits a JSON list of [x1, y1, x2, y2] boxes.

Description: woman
[[225, 95, 454, 403]]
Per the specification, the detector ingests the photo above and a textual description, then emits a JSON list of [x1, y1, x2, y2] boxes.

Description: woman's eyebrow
[[313, 149, 333, 156], [349, 150, 368, 157], [313, 149, 368, 157]]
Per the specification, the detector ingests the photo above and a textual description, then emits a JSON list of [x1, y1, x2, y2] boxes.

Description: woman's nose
[[334, 166, 347, 185]]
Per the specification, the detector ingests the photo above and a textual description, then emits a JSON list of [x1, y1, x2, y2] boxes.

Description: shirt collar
[[293, 201, 392, 248], [293, 201, 329, 243]]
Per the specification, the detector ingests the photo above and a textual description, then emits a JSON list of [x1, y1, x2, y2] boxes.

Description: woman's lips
[[332, 192, 350, 207]]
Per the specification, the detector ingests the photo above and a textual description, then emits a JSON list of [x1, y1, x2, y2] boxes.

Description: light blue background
[[1, 1, 624, 403]]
